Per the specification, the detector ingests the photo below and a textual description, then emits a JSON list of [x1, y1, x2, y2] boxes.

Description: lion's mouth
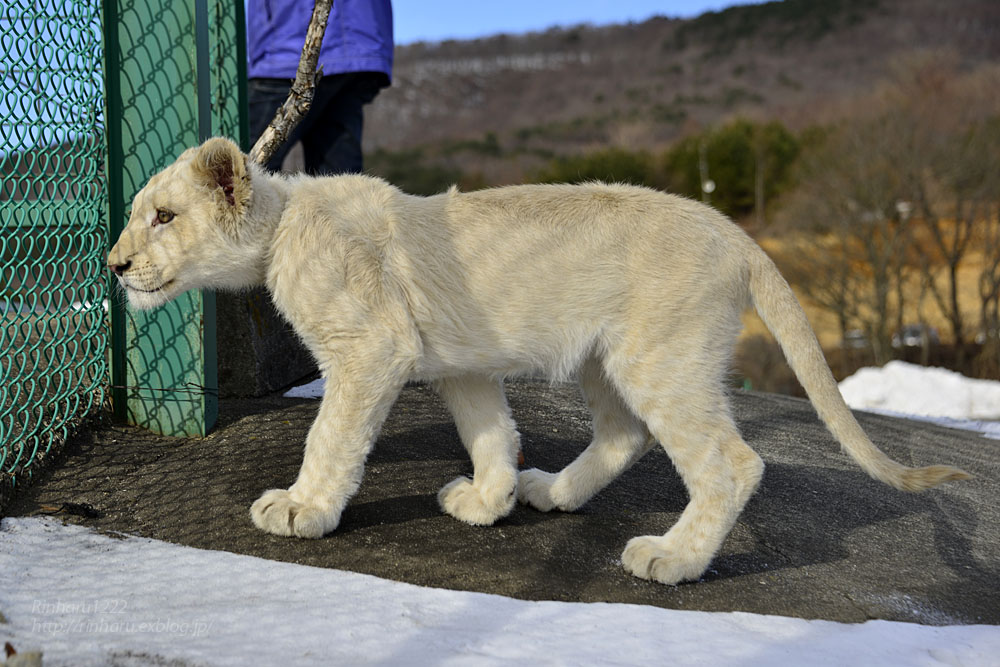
[[123, 279, 174, 294]]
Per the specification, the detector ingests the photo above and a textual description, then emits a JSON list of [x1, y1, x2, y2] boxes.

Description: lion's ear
[[192, 137, 251, 212]]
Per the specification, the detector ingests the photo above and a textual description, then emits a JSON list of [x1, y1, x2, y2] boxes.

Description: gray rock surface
[[7, 382, 997, 625], [216, 288, 315, 397]]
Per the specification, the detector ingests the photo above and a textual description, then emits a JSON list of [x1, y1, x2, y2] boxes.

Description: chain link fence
[[1, 0, 107, 509], [2, 0, 248, 509]]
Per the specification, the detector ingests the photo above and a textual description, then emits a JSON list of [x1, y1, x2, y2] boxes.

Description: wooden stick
[[247, 0, 332, 165]]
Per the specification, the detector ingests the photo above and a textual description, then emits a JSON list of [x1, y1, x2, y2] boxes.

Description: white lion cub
[[108, 138, 967, 585]]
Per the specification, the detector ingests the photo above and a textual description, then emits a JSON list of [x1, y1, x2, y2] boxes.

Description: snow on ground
[[839, 361, 1000, 439], [1, 517, 997, 667], [283, 376, 326, 399]]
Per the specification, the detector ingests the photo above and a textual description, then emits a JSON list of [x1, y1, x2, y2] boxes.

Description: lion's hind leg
[[518, 355, 654, 512], [610, 347, 764, 585], [434, 375, 520, 525]]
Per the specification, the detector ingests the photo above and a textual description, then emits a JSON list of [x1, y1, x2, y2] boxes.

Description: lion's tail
[[746, 245, 969, 491]]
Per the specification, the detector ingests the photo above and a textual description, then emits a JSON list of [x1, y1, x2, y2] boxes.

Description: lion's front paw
[[438, 476, 515, 526], [621, 535, 708, 585], [250, 489, 338, 539], [516, 468, 559, 512]]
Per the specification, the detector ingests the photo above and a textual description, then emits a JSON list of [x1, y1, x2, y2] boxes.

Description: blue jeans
[[248, 71, 386, 175]]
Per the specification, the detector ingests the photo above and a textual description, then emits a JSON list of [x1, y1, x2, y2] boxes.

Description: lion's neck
[[235, 168, 294, 286]]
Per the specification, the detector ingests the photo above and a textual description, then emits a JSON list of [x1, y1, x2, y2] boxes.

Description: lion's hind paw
[[621, 535, 709, 585], [438, 476, 515, 526], [516, 468, 560, 512]]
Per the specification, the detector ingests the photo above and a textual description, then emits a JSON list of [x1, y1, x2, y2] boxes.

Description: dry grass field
[[734, 230, 993, 392], [746, 235, 987, 348]]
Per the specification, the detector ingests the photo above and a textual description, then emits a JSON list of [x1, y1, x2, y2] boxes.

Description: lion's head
[[107, 137, 258, 310]]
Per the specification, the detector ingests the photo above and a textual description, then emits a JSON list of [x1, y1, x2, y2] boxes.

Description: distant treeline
[[366, 117, 801, 221]]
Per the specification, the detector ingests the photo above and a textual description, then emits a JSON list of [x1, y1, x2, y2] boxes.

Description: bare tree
[[776, 57, 1000, 373], [777, 111, 913, 365], [978, 202, 1000, 376], [887, 55, 1000, 366], [775, 231, 862, 376]]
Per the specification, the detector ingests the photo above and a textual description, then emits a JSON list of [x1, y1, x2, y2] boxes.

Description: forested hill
[[363, 0, 999, 185]]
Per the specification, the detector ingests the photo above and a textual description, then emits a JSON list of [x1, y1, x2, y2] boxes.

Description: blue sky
[[392, 1, 767, 44]]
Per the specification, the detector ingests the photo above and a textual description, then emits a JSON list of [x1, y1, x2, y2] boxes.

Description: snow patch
[[1, 517, 998, 666], [283, 376, 325, 398], [839, 361, 1000, 434]]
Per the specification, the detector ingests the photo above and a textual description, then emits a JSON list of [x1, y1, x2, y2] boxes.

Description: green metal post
[[195, 0, 212, 142], [103, 0, 233, 436], [235, 0, 251, 151], [102, 0, 127, 424]]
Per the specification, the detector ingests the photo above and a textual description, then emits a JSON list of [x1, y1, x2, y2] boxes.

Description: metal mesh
[[1, 0, 107, 505], [103, 0, 245, 437], [210, 0, 244, 142]]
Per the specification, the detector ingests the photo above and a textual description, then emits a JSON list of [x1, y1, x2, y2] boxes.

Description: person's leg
[[247, 77, 301, 172], [302, 72, 385, 175]]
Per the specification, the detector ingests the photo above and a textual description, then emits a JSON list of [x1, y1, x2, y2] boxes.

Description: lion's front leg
[[251, 344, 409, 538]]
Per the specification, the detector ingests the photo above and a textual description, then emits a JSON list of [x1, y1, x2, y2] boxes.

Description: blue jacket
[[247, 0, 393, 80]]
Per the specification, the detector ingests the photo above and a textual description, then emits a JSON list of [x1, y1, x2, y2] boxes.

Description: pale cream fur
[[108, 138, 968, 585]]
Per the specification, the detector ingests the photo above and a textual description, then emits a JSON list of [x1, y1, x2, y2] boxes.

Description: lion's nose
[[109, 260, 132, 276]]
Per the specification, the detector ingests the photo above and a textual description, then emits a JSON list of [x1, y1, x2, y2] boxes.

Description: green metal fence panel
[[1, 0, 108, 507], [103, 0, 246, 437]]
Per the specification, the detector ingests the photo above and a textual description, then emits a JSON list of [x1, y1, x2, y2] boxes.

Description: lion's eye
[[155, 209, 175, 225]]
